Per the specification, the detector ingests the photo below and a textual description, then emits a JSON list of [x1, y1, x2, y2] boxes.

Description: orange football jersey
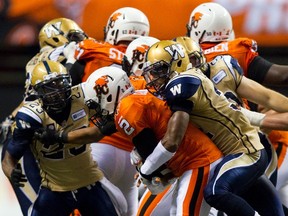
[[74, 38, 127, 82], [99, 77, 147, 151], [201, 37, 259, 77], [268, 130, 288, 168], [115, 90, 223, 177]]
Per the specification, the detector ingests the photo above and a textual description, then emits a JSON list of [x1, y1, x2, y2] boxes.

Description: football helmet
[[142, 40, 190, 96], [104, 7, 150, 45], [186, 2, 233, 43], [122, 36, 159, 76], [173, 36, 208, 72], [39, 18, 88, 49], [31, 60, 72, 113], [84, 66, 134, 126]]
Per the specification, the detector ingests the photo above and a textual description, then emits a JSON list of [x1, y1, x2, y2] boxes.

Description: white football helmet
[[186, 2, 233, 43], [104, 7, 150, 45], [122, 36, 159, 76], [84, 66, 135, 118]]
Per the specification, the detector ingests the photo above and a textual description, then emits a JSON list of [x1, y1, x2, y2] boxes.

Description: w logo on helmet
[[94, 75, 112, 95], [132, 44, 150, 61], [192, 12, 203, 28], [164, 44, 186, 60], [108, 13, 122, 28]]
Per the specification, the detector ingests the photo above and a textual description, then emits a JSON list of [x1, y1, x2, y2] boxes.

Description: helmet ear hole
[[53, 38, 60, 43], [107, 95, 112, 102], [177, 60, 182, 67]]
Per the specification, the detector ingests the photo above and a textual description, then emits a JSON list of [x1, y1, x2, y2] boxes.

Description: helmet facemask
[[143, 60, 173, 97], [34, 75, 72, 113], [87, 84, 121, 128], [66, 30, 88, 43]]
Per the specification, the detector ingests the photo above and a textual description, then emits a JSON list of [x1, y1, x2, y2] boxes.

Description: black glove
[[0, 115, 14, 144], [34, 128, 68, 145], [98, 120, 117, 136], [10, 163, 27, 187], [138, 164, 172, 182]]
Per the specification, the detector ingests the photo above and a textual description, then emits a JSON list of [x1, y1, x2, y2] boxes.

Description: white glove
[[140, 176, 176, 195], [130, 148, 142, 166], [63, 41, 77, 64]]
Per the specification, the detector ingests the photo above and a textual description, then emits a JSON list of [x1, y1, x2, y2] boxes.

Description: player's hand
[[10, 163, 27, 187], [63, 41, 77, 64], [0, 115, 14, 144], [34, 128, 68, 145], [137, 172, 175, 195], [130, 148, 142, 166], [96, 114, 117, 136]]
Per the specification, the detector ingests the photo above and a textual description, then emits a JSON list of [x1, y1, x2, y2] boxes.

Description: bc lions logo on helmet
[[132, 44, 150, 61], [94, 75, 112, 95], [191, 12, 203, 28], [108, 12, 122, 28]]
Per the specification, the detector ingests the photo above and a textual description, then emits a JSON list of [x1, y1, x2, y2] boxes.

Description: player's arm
[[1, 110, 38, 187], [2, 151, 27, 188], [260, 112, 288, 131], [63, 126, 105, 144], [237, 76, 288, 112], [240, 107, 288, 131], [249, 55, 288, 85], [140, 75, 196, 175]]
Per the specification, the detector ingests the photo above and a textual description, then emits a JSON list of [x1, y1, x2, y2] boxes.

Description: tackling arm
[[140, 111, 189, 175], [240, 107, 288, 131], [237, 76, 288, 113]]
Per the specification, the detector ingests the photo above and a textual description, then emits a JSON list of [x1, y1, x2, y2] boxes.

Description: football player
[[1, 60, 127, 216], [141, 40, 284, 216], [64, 7, 150, 84], [187, 4, 288, 211], [175, 36, 288, 216], [186, 2, 288, 86], [0, 17, 88, 216], [36, 66, 224, 215], [60, 8, 151, 216]]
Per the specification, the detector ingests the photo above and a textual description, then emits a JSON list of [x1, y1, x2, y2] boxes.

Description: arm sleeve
[[7, 111, 42, 160], [66, 61, 85, 86], [132, 128, 159, 160], [247, 56, 273, 84]]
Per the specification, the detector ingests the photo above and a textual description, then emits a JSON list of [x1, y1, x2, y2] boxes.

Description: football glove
[[10, 163, 27, 187], [0, 115, 14, 144], [130, 148, 142, 166], [34, 128, 68, 145], [64, 41, 77, 64], [98, 120, 117, 136]]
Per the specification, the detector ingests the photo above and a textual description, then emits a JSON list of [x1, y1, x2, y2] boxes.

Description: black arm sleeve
[[132, 128, 159, 160], [66, 61, 85, 86], [247, 56, 273, 84]]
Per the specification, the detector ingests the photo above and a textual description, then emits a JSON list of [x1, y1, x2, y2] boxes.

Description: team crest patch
[[211, 70, 227, 84], [72, 109, 86, 121]]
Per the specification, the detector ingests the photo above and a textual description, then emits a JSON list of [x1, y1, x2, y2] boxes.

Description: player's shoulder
[[230, 37, 258, 52], [165, 69, 202, 99], [79, 38, 105, 48], [16, 100, 44, 126], [209, 55, 243, 75]]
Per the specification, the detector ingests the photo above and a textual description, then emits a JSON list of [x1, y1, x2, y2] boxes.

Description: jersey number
[[118, 116, 135, 135]]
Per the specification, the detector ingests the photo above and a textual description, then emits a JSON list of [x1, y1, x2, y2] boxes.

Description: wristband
[[140, 140, 175, 175], [240, 107, 265, 126]]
